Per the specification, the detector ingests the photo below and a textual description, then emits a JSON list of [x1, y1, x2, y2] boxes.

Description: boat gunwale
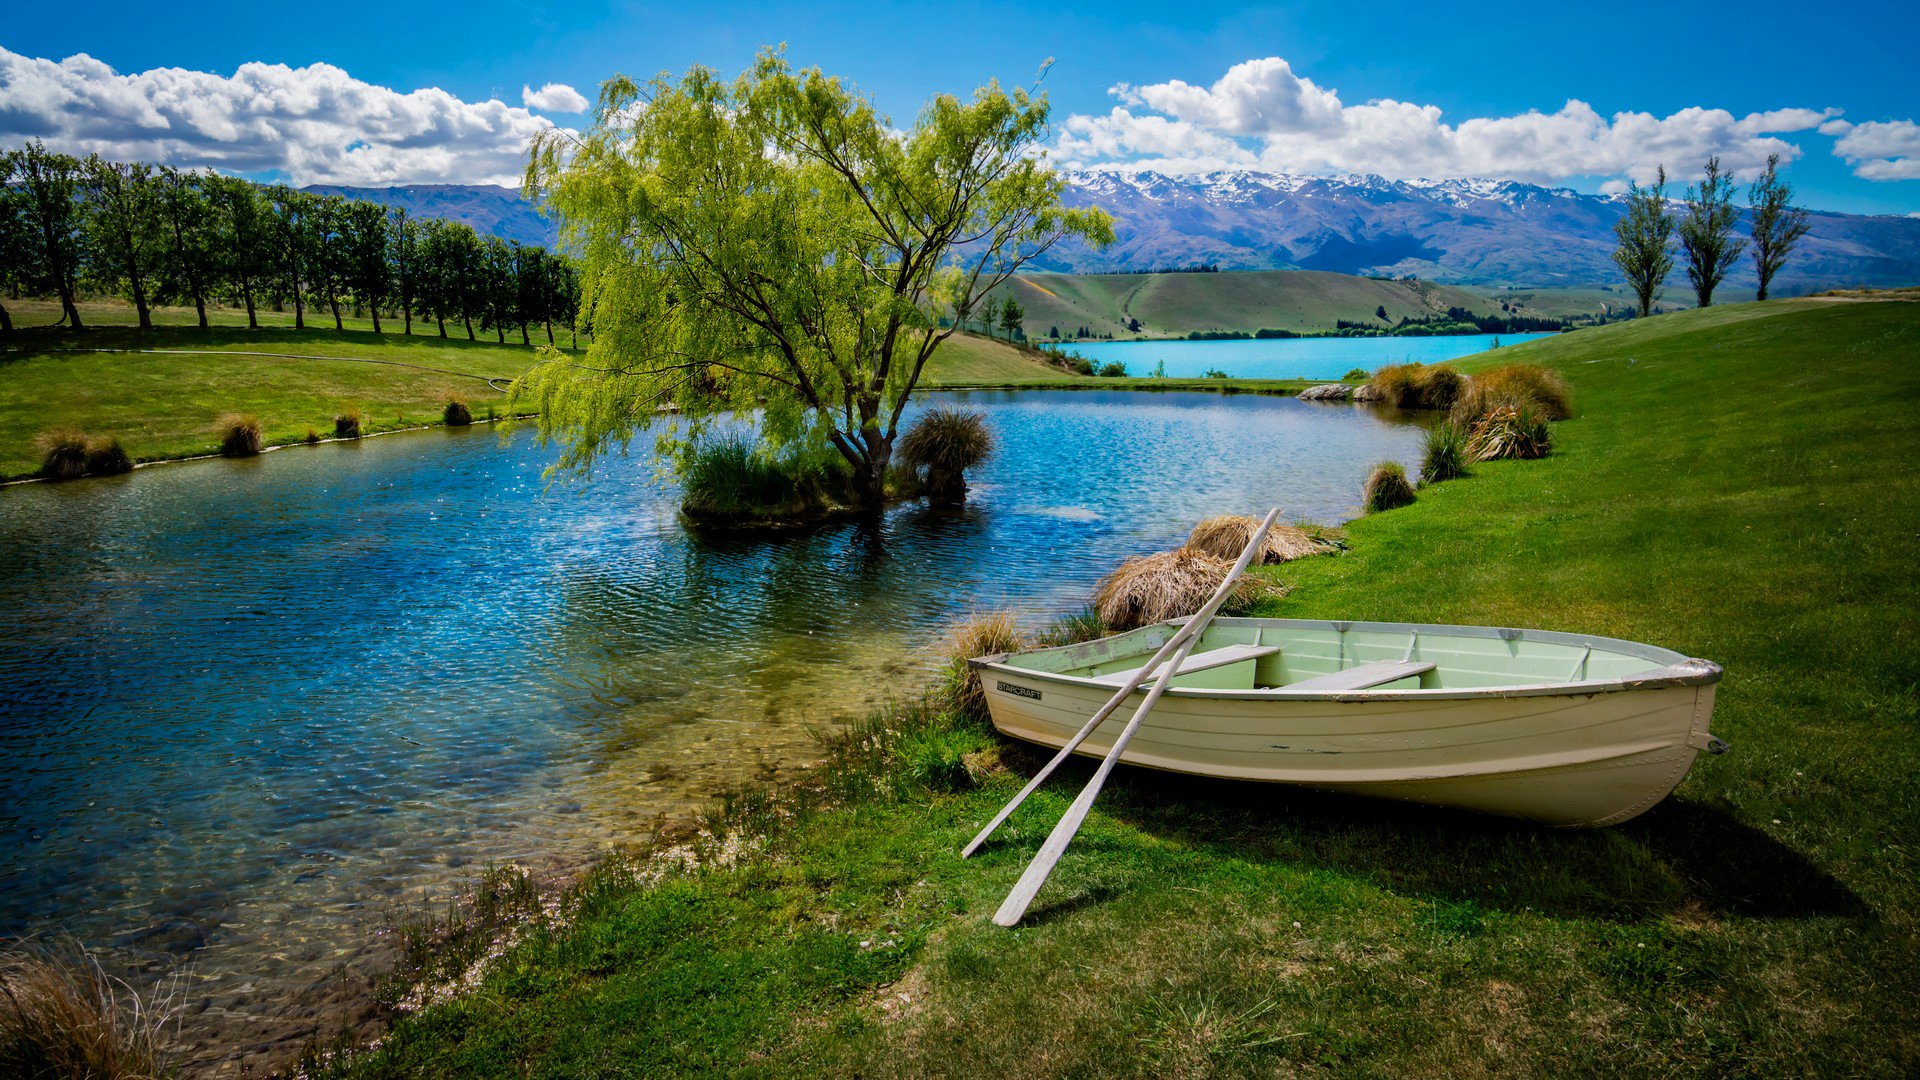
[[969, 616, 1722, 703]]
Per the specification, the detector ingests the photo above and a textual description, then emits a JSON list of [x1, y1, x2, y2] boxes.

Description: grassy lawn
[[312, 297, 1918, 1077]]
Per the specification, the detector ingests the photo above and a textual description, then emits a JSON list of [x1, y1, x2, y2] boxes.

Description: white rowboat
[[971, 616, 1725, 828]]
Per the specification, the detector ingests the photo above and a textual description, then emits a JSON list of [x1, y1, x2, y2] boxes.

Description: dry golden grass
[[1466, 404, 1553, 461], [0, 942, 176, 1080], [1186, 515, 1334, 564], [1455, 363, 1572, 423], [1092, 547, 1258, 631], [1366, 363, 1465, 410], [942, 611, 1028, 715]]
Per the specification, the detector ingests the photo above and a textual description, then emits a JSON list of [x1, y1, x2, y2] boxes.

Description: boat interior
[[995, 617, 1685, 694]]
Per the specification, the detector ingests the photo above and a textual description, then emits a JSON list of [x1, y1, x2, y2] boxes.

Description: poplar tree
[[1679, 156, 1747, 308], [517, 50, 1113, 499], [1748, 153, 1811, 302], [1612, 166, 1675, 318]]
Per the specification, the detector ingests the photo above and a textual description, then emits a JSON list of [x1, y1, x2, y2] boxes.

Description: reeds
[[34, 429, 88, 480], [217, 414, 262, 457], [1092, 547, 1256, 631], [443, 400, 473, 427], [1454, 363, 1572, 424], [942, 611, 1028, 716], [1465, 404, 1553, 461], [1367, 363, 1465, 410], [333, 411, 361, 439], [678, 435, 851, 521], [1186, 515, 1334, 564], [897, 407, 992, 504], [1420, 421, 1471, 484], [0, 940, 177, 1080], [1363, 462, 1417, 513]]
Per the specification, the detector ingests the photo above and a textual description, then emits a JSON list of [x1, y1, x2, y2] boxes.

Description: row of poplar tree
[[0, 140, 580, 344], [1611, 152, 1812, 320]]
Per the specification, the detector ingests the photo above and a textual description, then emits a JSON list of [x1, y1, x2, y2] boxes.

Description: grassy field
[[991, 269, 1586, 341], [307, 297, 1918, 1077], [0, 299, 1077, 479]]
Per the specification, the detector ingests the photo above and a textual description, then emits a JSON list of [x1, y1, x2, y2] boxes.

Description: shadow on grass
[[998, 747, 1863, 925]]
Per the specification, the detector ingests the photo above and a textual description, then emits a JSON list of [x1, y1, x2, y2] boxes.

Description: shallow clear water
[[1064, 333, 1555, 379], [0, 390, 1422, 1068]]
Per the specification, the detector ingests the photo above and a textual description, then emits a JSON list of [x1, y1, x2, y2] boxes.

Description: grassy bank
[[0, 300, 1077, 479], [305, 297, 1917, 1077]]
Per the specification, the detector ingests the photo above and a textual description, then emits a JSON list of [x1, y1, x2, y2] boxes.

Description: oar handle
[[959, 507, 1282, 858]]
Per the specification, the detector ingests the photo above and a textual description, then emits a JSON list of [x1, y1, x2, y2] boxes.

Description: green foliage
[[1748, 153, 1811, 302], [1420, 421, 1470, 484], [1343, 367, 1369, 381], [1097, 361, 1128, 377], [1613, 166, 1676, 318], [1679, 156, 1747, 308], [514, 49, 1112, 500], [443, 400, 473, 427], [1036, 605, 1107, 647], [1363, 460, 1416, 512], [678, 434, 854, 523], [7, 141, 88, 328]]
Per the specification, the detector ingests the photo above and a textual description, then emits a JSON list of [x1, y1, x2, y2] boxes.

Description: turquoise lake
[[0, 389, 1426, 1067], [1063, 332, 1555, 379]]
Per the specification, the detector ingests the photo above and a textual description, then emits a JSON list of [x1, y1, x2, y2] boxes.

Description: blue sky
[[4, 0, 1916, 213]]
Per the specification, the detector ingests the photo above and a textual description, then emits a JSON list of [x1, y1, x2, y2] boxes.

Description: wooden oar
[[960, 507, 1281, 860], [984, 509, 1281, 927]]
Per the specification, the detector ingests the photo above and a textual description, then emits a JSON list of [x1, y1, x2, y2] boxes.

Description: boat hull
[[976, 627, 1720, 828]]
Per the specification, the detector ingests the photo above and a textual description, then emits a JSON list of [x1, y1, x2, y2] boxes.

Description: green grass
[[311, 296, 1919, 1078]]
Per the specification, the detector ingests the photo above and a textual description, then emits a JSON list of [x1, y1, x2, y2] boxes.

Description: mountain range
[[310, 172, 1920, 291]]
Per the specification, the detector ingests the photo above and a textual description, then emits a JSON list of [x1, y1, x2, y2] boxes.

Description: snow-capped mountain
[[313, 171, 1920, 290]]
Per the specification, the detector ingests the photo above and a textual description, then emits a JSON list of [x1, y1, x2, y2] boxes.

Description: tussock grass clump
[[1187, 514, 1335, 564], [217, 414, 263, 457], [1368, 363, 1465, 409], [1467, 404, 1554, 461], [1420, 421, 1471, 484], [897, 407, 992, 505], [443, 399, 473, 426], [34, 428, 88, 480], [942, 611, 1028, 716], [0, 941, 176, 1080], [82, 436, 132, 476], [1093, 547, 1257, 631], [1036, 606, 1106, 647], [304, 427, 321, 444], [1363, 461, 1417, 513], [679, 435, 853, 524], [333, 412, 361, 439], [1455, 363, 1572, 423]]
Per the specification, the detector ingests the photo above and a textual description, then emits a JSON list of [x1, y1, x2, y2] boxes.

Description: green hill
[[992, 269, 1587, 340]]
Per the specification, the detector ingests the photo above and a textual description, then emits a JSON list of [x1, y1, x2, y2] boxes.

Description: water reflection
[[0, 389, 1423, 1068]]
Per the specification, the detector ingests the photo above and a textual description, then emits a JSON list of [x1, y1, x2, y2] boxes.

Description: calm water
[[1065, 333, 1555, 380], [0, 390, 1423, 1069]]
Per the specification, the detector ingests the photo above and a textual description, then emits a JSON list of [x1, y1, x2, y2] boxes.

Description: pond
[[0, 389, 1424, 1067], [1063, 332, 1556, 380]]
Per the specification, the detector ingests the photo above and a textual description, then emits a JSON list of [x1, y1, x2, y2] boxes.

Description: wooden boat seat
[[1280, 659, 1435, 692], [1087, 644, 1281, 687]]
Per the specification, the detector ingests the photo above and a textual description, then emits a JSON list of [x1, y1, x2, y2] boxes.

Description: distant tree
[[511, 243, 544, 346], [13, 142, 89, 328], [477, 236, 518, 343], [1612, 166, 1675, 318], [154, 166, 218, 329], [998, 294, 1024, 340], [388, 207, 420, 335], [0, 156, 30, 334], [1748, 153, 1811, 302], [1678, 156, 1746, 309], [1126, 316, 1140, 332], [1047, 324, 1059, 339], [1375, 304, 1388, 321], [208, 176, 271, 328], [80, 155, 166, 330], [340, 200, 391, 332], [418, 218, 479, 338]]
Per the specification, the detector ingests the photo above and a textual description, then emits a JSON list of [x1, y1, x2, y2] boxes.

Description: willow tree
[[514, 51, 1113, 504]]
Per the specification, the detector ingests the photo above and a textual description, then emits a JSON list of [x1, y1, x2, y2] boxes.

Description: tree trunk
[[292, 272, 305, 329], [519, 323, 529, 347], [544, 320, 553, 345], [437, 315, 447, 338], [464, 316, 475, 341], [241, 276, 257, 329], [0, 302, 12, 336], [495, 323, 504, 344], [403, 305, 412, 335], [193, 291, 207, 329], [60, 282, 83, 330], [329, 291, 343, 331], [370, 306, 382, 334]]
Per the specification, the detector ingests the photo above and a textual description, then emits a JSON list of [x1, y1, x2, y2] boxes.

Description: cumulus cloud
[[0, 47, 567, 186], [1052, 55, 1870, 186], [1826, 119, 1920, 181], [522, 82, 589, 113]]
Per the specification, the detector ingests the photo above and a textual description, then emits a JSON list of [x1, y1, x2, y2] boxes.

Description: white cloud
[[522, 82, 589, 113], [1829, 120, 1920, 181], [1054, 55, 1854, 186], [0, 47, 567, 186]]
